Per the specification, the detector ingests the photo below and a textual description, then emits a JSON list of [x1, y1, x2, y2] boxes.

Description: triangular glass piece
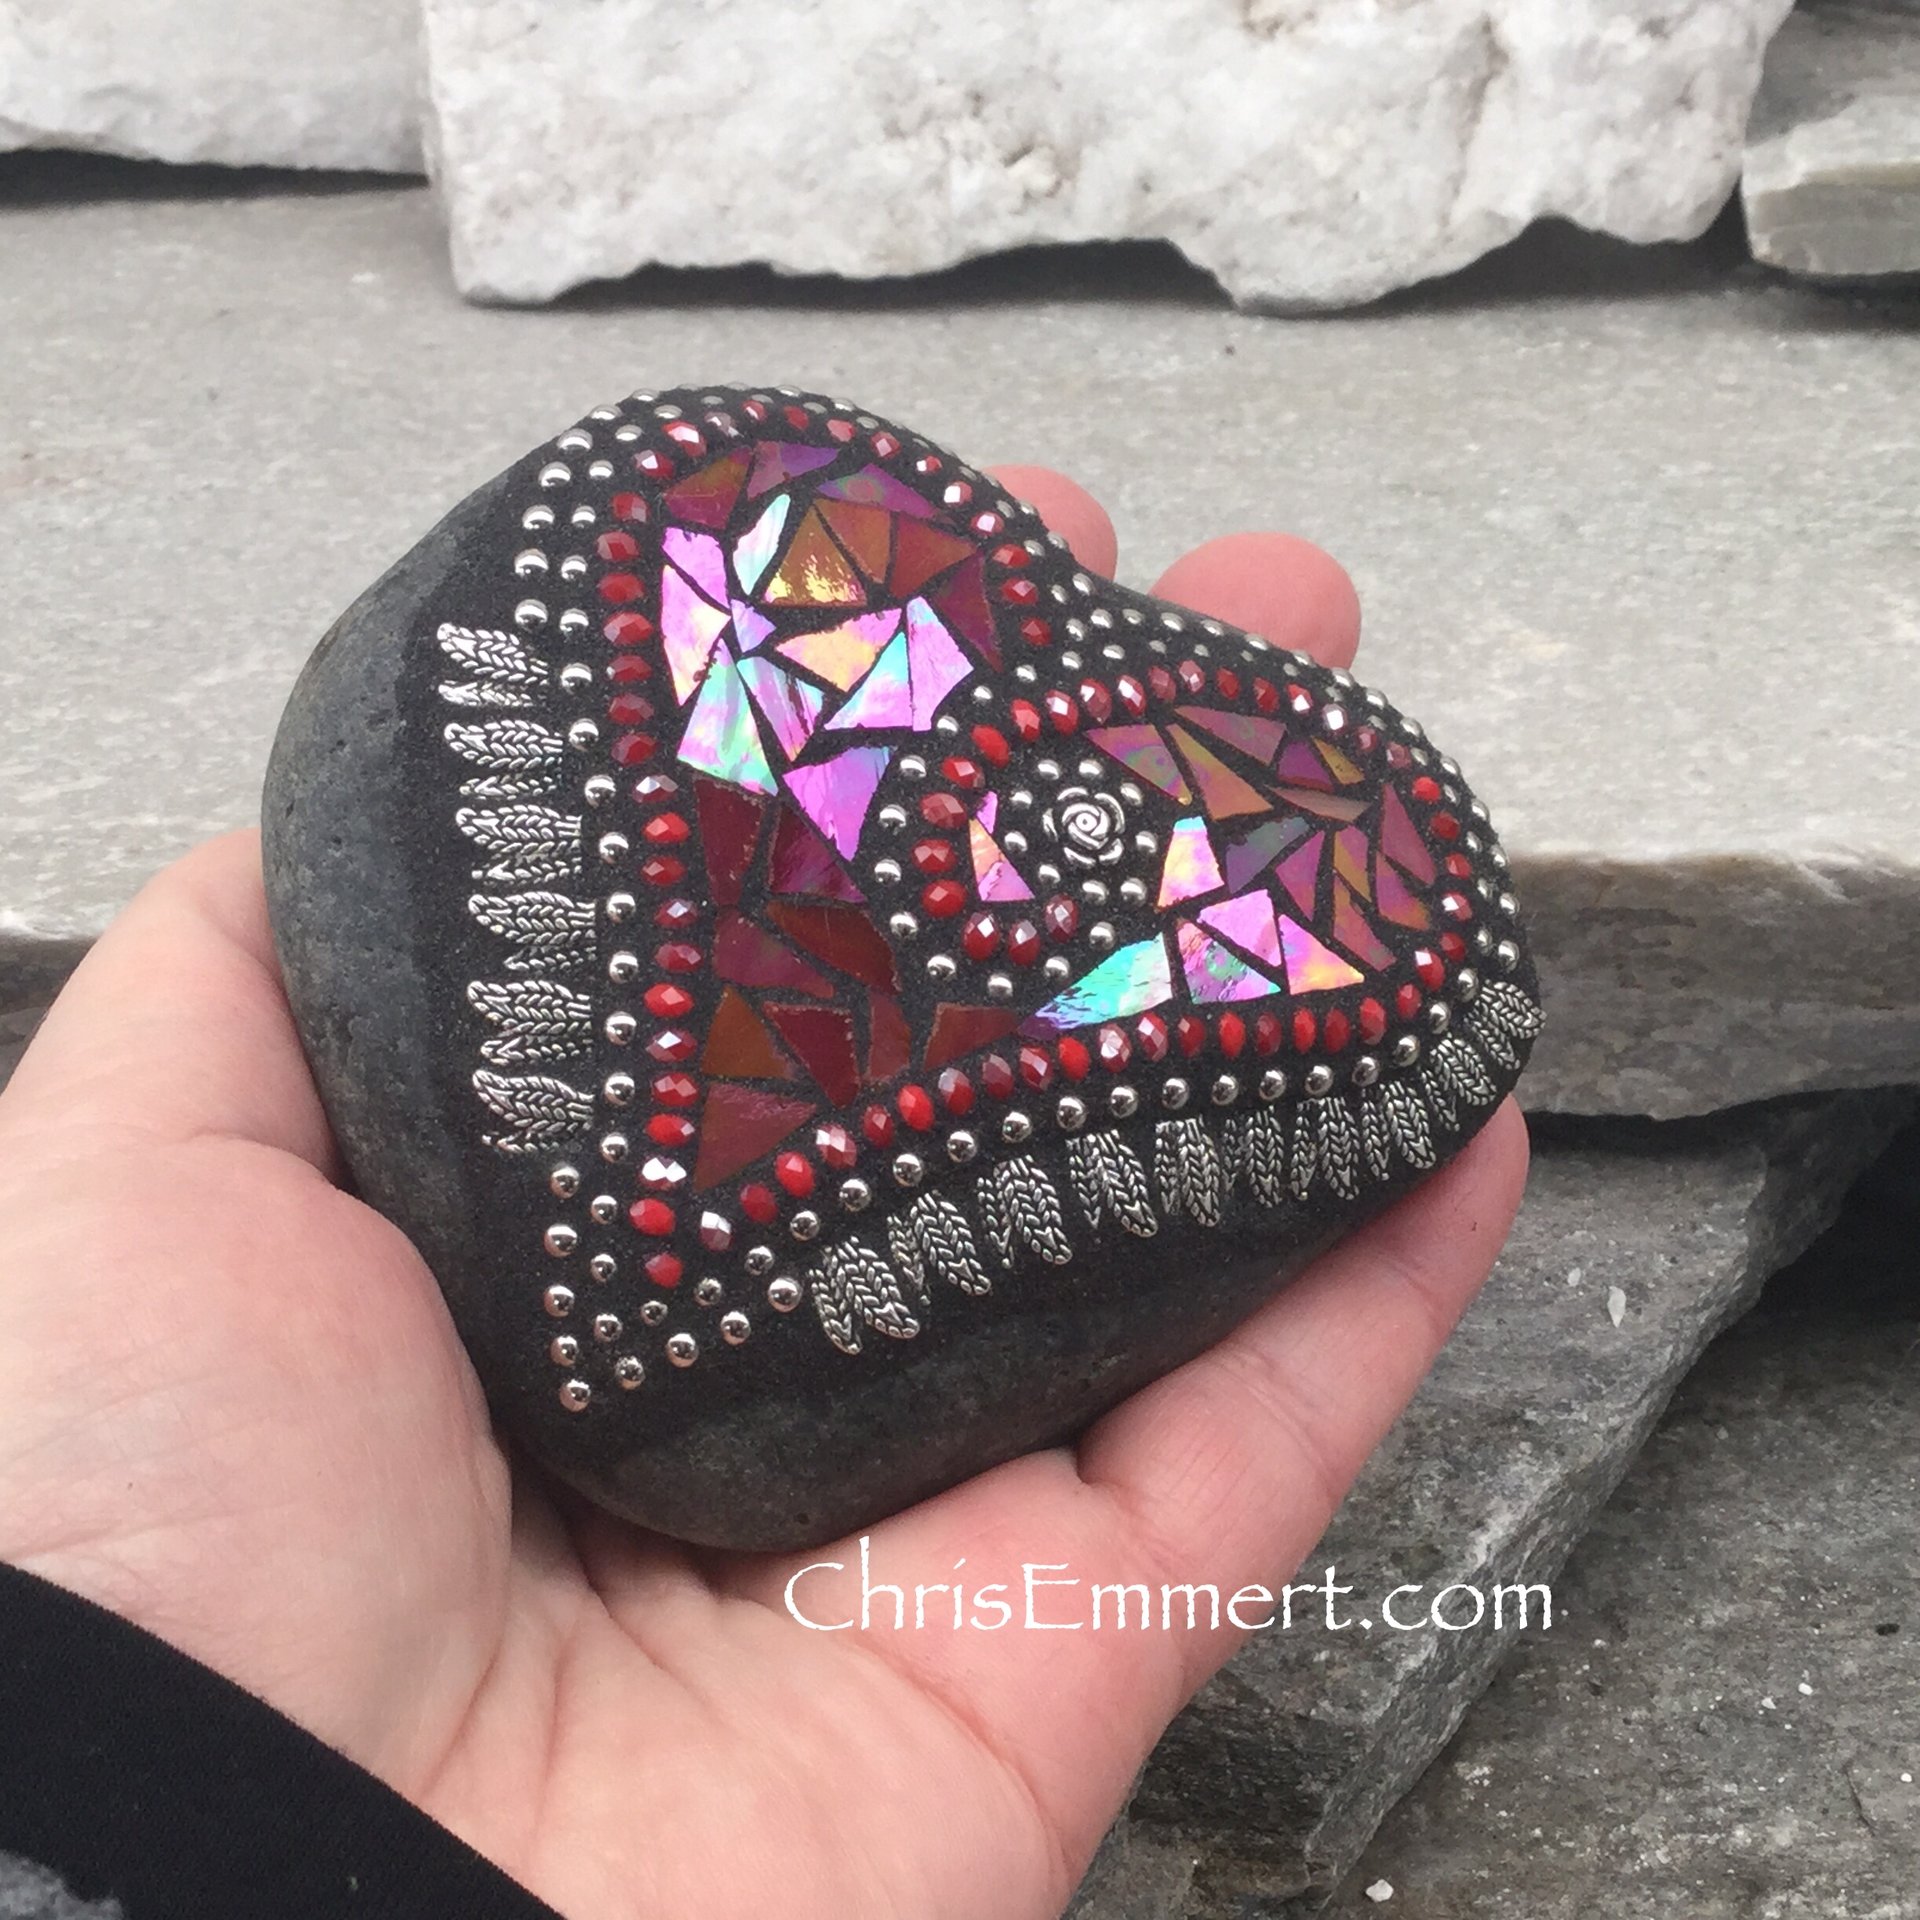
[[660, 566, 730, 704], [693, 778, 766, 906], [1316, 740, 1365, 786], [927, 556, 999, 668], [762, 1002, 862, 1106], [866, 991, 911, 1083], [676, 652, 776, 795], [1177, 921, 1282, 1004], [768, 900, 900, 992], [1333, 825, 1373, 901], [817, 499, 894, 586], [747, 439, 835, 498], [1157, 814, 1224, 906], [738, 655, 825, 761], [1021, 936, 1174, 1034], [691, 1085, 817, 1190], [1332, 880, 1397, 971], [663, 448, 750, 530], [889, 518, 974, 598], [824, 631, 914, 730], [784, 746, 891, 857], [818, 464, 936, 518], [763, 504, 867, 607], [731, 599, 777, 652], [1379, 785, 1437, 884], [903, 598, 973, 725], [1375, 860, 1433, 931], [1275, 833, 1323, 917], [969, 815, 1034, 901], [1220, 815, 1308, 892], [1275, 738, 1336, 791], [925, 1002, 1025, 1072], [661, 526, 728, 606], [768, 804, 865, 902], [1278, 786, 1369, 823], [1087, 725, 1191, 802], [1277, 914, 1365, 993], [1170, 726, 1272, 820], [712, 911, 835, 997], [1175, 706, 1286, 764], [1197, 889, 1284, 970], [702, 987, 798, 1081], [731, 494, 790, 598], [776, 609, 898, 690]]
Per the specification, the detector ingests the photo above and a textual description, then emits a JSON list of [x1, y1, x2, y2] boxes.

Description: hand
[[0, 470, 1528, 1920]]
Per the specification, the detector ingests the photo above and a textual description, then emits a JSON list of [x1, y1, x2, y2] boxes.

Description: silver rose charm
[[1044, 786, 1126, 868]]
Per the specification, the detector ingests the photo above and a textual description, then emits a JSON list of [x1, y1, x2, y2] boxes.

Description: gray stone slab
[[1291, 1125, 1920, 1917], [422, 0, 1789, 309], [0, 169, 1917, 1115], [1743, 0, 1920, 281], [1120, 1091, 1913, 1910]]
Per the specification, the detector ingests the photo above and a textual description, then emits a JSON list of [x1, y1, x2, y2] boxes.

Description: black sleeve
[[0, 1563, 565, 1920]]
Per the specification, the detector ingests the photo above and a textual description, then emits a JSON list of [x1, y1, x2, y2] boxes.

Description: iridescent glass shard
[[1379, 786, 1437, 884], [1177, 920, 1281, 1004], [866, 992, 911, 1083], [691, 1084, 817, 1190], [1021, 936, 1175, 1033], [1157, 814, 1225, 906], [1220, 815, 1308, 892], [1277, 786, 1368, 823], [1087, 725, 1191, 802], [1332, 881, 1396, 970], [664, 449, 750, 530], [818, 465, 936, 518], [747, 439, 835, 498], [660, 566, 730, 703], [768, 900, 900, 992], [927, 557, 999, 668], [732, 494, 790, 598], [784, 746, 891, 857], [1275, 833, 1323, 917], [763, 1003, 862, 1106], [823, 632, 914, 730], [889, 519, 974, 598], [1175, 706, 1286, 763], [713, 912, 835, 997], [777, 610, 898, 691], [924, 1002, 1024, 1073], [1374, 861, 1433, 930], [738, 656, 825, 760], [969, 814, 1034, 901], [1276, 738, 1335, 791], [703, 987, 798, 1080], [693, 778, 765, 906], [1169, 727, 1272, 819], [764, 506, 867, 607], [677, 653, 776, 795], [817, 500, 893, 586], [769, 803, 865, 902], [1333, 825, 1373, 901], [662, 526, 728, 606], [1315, 740, 1364, 786], [903, 599, 972, 724], [731, 599, 777, 652], [1277, 914, 1365, 994], [1197, 889, 1285, 969]]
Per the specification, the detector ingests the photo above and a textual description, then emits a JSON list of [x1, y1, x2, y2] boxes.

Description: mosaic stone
[[263, 385, 1539, 1551]]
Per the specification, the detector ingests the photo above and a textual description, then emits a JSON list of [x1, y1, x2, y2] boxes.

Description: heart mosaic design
[[264, 384, 1540, 1550]]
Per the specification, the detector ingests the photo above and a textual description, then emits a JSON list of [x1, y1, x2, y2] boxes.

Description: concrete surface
[[1, 161, 1917, 1115]]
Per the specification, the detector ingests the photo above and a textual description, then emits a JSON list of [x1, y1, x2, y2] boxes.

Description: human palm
[[0, 469, 1527, 1920]]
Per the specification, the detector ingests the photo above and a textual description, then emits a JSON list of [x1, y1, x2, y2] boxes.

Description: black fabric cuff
[[0, 1562, 563, 1920]]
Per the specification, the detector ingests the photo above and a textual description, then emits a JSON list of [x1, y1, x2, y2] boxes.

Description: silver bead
[[872, 858, 902, 884], [694, 1276, 724, 1307], [720, 1311, 752, 1346], [893, 1153, 925, 1187], [890, 912, 920, 939], [1161, 1078, 1190, 1111], [604, 1011, 637, 1044], [597, 831, 629, 864], [876, 804, 908, 832], [1305, 1065, 1335, 1096], [987, 972, 1014, 999], [588, 1192, 619, 1225], [566, 717, 599, 751], [1109, 1086, 1139, 1118], [544, 1283, 575, 1317], [1352, 1055, 1380, 1087], [549, 1163, 581, 1199], [744, 1244, 774, 1276], [1393, 1034, 1422, 1067], [768, 1277, 803, 1312], [666, 1333, 699, 1368], [790, 1209, 821, 1241], [603, 1072, 636, 1106], [1211, 1074, 1239, 1106], [1088, 922, 1115, 951], [1001, 1110, 1033, 1143], [549, 1335, 580, 1366], [593, 1313, 622, 1344], [559, 1379, 592, 1412], [947, 1130, 978, 1163], [544, 1223, 578, 1257], [926, 954, 957, 981], [1455, 968, 1480, 1002], [1258, 1070, 1287, 1102], [599, 1131, 629, 1163], [1119, 878, 1148, 905], [605, 890, 637, 922], [639, 1299, 669, 1327], [1495, 939, 1520, 972], [840, 1178, 872, 1212], [608, 949, 640, 983], [1042, 956, 1070, 982], [614, 1356, 644, 1389], [899, 754, 927, 779], [588, 1252, 617, 1283], [582, 774, 616, 807], [1055, 1095, 1087, 1131], [1427, 1002, 1452, 1033]]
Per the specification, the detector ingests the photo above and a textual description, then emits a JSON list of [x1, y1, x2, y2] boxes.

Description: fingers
[[1153, 532, 1362, 669], [0, 829, 337, 1173], [1076, 1098, 1530, 1688], [986, 465, 1118, 577]]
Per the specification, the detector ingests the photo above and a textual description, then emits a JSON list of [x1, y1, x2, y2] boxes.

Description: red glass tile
[[694, 778, 765, 907], [923, 1003, 1022, 1073], [767, 901, 901, 992], [763, 1002, 862, 1105], [701, 988, 798, 1081]]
